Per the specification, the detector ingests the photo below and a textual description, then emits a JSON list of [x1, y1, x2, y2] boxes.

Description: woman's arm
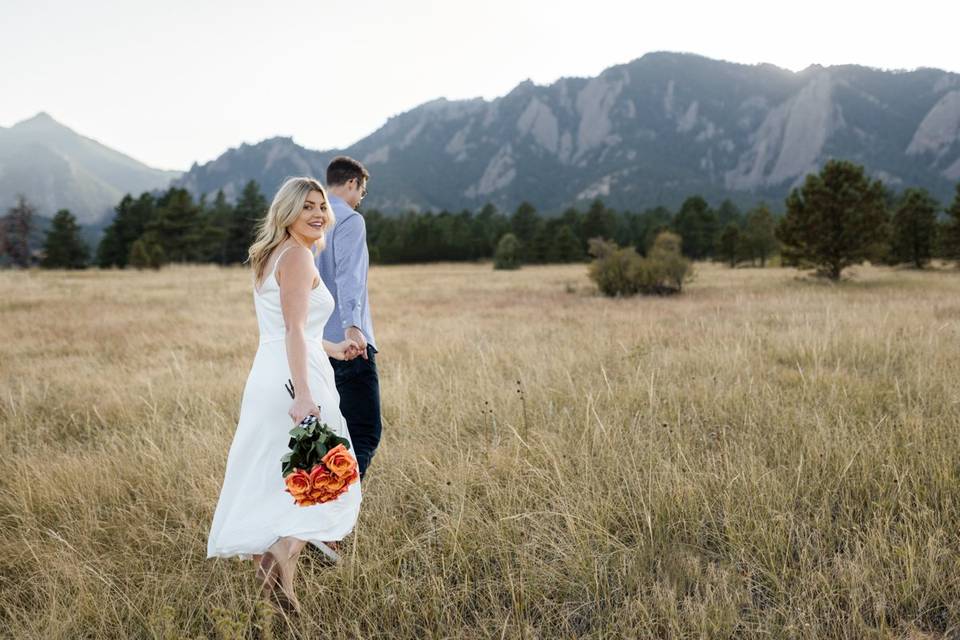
[[277, 246, 322, 424]]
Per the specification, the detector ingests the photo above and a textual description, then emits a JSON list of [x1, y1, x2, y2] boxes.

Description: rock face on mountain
[[182, 52, 960, 212], [0, 113, 180, 224]]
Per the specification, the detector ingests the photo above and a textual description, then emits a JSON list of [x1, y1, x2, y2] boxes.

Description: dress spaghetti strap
[[255, 245, 298, 295]]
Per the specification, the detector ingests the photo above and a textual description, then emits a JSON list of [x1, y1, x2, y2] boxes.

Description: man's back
[[317, 194, 376, 350], [320, 155, 381, 483]]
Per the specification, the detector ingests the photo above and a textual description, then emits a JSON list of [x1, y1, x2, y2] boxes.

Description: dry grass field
[[2, 261, 960, 639]]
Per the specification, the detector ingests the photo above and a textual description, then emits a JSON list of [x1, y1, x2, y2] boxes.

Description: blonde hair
[[248, 177, 335, 284]]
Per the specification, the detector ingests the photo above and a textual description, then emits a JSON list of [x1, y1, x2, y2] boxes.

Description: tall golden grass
[[1, 262, 960, 639]]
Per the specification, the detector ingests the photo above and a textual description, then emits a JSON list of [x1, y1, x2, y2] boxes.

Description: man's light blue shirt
[[317, 194, 377, 351]]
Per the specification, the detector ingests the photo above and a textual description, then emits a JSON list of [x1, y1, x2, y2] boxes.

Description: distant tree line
[[2, 161, 960, 278], [94, 181, 267, 269]]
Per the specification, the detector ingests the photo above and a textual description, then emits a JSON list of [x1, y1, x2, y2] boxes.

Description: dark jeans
[[330, 345, 381, 480]]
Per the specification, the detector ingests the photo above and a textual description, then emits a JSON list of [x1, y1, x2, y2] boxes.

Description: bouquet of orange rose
[[281, 404, 360, 507]]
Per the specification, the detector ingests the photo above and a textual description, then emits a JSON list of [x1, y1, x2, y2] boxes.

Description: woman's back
[[253, 245, 334, 346]]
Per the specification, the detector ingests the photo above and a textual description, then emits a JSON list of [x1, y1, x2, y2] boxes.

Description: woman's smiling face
[[288, 190, 331, 242]]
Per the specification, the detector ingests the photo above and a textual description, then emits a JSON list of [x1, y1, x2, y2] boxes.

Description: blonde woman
[[206, 177, 363, 614]]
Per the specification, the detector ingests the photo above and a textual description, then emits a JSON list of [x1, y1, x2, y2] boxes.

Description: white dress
[[206, 246, 362, 560]]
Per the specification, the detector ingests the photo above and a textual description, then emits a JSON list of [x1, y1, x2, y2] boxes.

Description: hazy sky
[[2, 0, 958, 170]]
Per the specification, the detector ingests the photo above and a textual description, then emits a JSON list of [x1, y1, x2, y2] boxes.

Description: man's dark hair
[[326, 156, 370, 187]]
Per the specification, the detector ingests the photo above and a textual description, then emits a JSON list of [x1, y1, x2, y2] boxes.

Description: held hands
[[331, 338, 362, 361], [345, 326, 369, 360]]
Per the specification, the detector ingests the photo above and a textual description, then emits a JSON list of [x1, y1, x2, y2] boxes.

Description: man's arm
[[333, 214, 368, 355]]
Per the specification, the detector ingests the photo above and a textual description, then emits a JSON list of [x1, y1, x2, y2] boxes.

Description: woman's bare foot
[[264, 537, 302, 614], [255, 552, 280, 602]]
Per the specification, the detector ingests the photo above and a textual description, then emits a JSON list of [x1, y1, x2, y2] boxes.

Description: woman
[[206, 177, 363, 614]]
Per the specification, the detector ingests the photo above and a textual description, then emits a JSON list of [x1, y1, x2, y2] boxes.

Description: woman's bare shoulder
[[276, 244, 316, 284]]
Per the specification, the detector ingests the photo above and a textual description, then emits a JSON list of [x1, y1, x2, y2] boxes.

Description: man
[[317, 156, 381, 485]]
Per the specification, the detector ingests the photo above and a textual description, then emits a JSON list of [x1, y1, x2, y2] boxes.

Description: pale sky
[[2, 0, 958, 171]]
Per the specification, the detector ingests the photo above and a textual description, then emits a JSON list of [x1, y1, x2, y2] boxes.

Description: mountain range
[[5, 52, 960, 227], [0, 113, 180, 225], [175, 52, 960, 213]]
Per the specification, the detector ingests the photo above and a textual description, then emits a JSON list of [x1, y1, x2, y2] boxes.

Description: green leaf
[[328, 435, 351, 450], [288, 426, 307, 439]]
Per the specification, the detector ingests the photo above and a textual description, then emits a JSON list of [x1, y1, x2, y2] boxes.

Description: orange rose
[[305, 464, 336, 501], [322, 467, 357, 502], [321, 444, 357, 479], [309, 464, 333, 488], [338, 466, 359, 490], [284, 469, 311, 498]]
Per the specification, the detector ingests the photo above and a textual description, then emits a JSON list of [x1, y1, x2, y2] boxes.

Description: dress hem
[[206, 523, 357, 561]]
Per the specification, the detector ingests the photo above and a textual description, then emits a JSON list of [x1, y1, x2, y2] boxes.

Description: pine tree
[[227, 181, 267, 264], [741, 204, 778, 267], [550, 224, 583, 263], [717, 223, 741, 268], [528, 222, 551, 264], [716, 199, 743, 228], [1, 195, 35, 267], [637, 206, 673, 255], [891, 188, 939, 268], [96, 193, 156, 268], [493, 233, 521, 270], [777, 160, 888, 280], [943, 183, 960, 261], [147, 187, 204, 262], [203, 190, 233, 264], [472, 203, 509, 257], [128, 238, 166, 270], [510, 202, 540, 246], [581, 199, 617, 244], [672, 196, 718, 260], [41, 210, 88, 268], [559, 207, 583, 243]]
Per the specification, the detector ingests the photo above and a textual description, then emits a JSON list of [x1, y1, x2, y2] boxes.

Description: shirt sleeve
[[333, 214, 366, 332]]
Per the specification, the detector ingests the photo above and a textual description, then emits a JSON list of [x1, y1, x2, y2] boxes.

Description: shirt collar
[[328, 193, 349, 209]]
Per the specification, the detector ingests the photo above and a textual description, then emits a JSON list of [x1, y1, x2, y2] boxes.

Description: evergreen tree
[[636, 206, 673, 255], [511, 201, 540, 246], [550, 224, 583, 263], [203, 189, 234, 264], [227, 181, 268, 263], [891, 188, 939, 268], [96, 193, 156, 268], [559, 207, 583, 243], [716, 199, 743, 228], [741, 203, 778, 267], [147, 187, 205, 262], [942, 183, 960, 261], [493, 233, 521, 270], [580, 199, 617, 244], [777, 159, 888, 280], [128, 237, 166, 270], [1, 195, 35, 267], [717, 223, 741, 268], [41, 209, 88, 268], [472, 203, 509, 257], [528, 221, 551, 263], [672, 196, 718, 260]]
